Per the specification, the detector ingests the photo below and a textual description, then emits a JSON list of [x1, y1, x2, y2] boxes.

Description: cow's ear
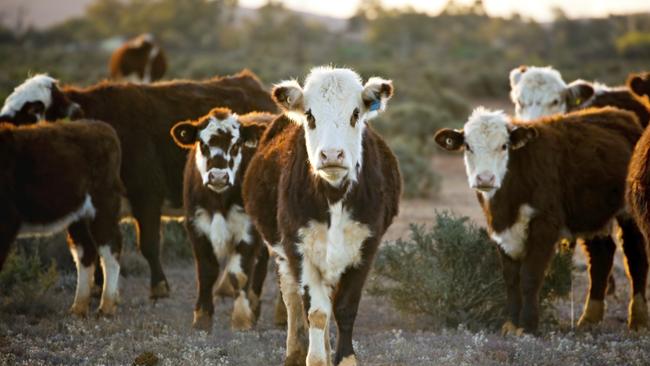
[[362, 77, 393, 119], [170, 120, 198, 148], [509, 126, 538, 150], [565, 80, 594, 108], [272, 80, 304, 112], [628, 73, 650, 99], [509, 65, 528, 88], [240, 123, 267, 148], [434, 128, 464, 151]]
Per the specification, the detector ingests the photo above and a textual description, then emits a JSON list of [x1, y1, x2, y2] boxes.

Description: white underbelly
[[18, 195, 96, 238]]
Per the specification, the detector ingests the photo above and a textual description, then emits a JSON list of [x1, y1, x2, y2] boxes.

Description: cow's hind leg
[[229, 241, 257, 330], [130, 196, 169, 299], [248, 238, 269, 321], [618, 215, 649, 330], [68, 221, 98, 317], [578, 236, 616, 328]]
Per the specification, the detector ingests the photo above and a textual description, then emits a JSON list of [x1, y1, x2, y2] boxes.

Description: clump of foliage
[[0, 247, 59, 315], [371, 211, 573, 330], [388, 137, 441, 198]]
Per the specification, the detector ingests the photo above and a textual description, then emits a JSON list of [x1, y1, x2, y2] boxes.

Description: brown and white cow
[[509, 65, 650, 330], [0, 120, 123, 316], [0, 71, 278, 299], [170, 107, 274, 331], [435, 107, 644, 334], [109, 34, 167, 83], [627, 73, 650, 328], [243, 67, 401, 366]]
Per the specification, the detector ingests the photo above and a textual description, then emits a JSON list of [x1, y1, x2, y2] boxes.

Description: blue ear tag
[[369, 100, 381, 112]]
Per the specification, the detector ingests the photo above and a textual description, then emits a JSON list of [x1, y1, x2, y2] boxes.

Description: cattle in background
[[435, 107, 645, 333], [244, 67, 401, 366], [170, 108, 274, 331], [0, 70, 278, 300], [627, 73, 650, 329], [109, 34, 167, 83], [509, 65, 649, 329], [0, 121, 123, 317]]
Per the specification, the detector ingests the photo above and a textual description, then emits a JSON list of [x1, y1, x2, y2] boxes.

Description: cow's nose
[[476, 172, 495, 187], [208, 170, 228, 185], [319, 149, 345, 165]]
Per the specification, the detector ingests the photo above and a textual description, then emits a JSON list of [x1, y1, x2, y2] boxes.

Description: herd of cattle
[[1, 35, 650, 365]]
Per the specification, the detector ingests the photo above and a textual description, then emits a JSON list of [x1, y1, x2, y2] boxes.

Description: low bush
[[388, 137, 441, 198], [371, 211, 573, 330]]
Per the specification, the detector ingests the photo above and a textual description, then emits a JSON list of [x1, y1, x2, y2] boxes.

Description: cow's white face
[[0, 74, 55, 123], [171, 108, 265, 194], [434, 107, 538, 196], [509, 66, 595, 121], [272, 67, 393, 187]]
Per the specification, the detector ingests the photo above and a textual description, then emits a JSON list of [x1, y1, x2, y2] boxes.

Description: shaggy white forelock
[[1, 74, 57, 116]]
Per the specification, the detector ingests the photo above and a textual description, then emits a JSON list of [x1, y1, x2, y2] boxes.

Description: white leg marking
[[70, 246, 94, 316], [98, 245, 120, 315]]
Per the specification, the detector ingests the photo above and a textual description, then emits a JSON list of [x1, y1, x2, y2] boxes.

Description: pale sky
[[239, 0, 650, 22]]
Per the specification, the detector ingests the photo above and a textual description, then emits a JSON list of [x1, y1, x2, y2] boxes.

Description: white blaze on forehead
[[510, 67, 567, 121], [463, 108, 511, 193], [300, 67, 366, 184], [1, 74, 56, 116], [194, 114, 243, 187]]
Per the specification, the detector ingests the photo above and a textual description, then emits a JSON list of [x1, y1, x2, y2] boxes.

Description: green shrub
[[371, 211, 573, 330], [0, 247, 59, 315], [388, 137, 441, 198]]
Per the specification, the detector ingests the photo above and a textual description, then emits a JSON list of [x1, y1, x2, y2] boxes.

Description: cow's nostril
[[320, 151, 328, 161], [337, 150, 344, 161]]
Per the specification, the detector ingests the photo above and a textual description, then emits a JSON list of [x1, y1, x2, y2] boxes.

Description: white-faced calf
[[171, 107, 273, 331], [435, 107, 644, 333], [0, 121, 123, 317], [243, 67, 401, 366]]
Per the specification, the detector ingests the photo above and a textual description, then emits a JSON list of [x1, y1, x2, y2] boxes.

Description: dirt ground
[[2, 154, 650, 366]]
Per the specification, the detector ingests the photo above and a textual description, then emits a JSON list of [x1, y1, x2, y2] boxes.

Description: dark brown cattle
[[243, 67, 400, 366], [435, 107, 645, 334], [109, 34, 167, 83], [170, 107, 274, 331], [627, 73, 650, 330], [0, 70, 278, 299], [0, 120, 122, 316]]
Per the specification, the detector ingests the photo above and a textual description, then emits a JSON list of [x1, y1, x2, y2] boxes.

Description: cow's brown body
[[243, 115, 401, 364], [0, 120, 123, 315], [475, 108, 644, 333], [109, 34, 167, 83]]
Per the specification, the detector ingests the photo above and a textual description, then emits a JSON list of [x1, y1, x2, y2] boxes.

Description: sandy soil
[[1, 155, 648, 366]]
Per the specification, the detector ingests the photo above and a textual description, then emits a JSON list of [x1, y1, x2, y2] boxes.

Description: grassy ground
[[1, 155, 648, 365]]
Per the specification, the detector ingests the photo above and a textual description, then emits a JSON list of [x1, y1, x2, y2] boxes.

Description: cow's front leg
[[519, 219, 557, 334], [498, 249, 522, 336], [189, 232, 219, 332], [578, 235, 615, 328], [276, 252, 308, 366], [303, 261, 333, 366], [229, 242, 257, 330]]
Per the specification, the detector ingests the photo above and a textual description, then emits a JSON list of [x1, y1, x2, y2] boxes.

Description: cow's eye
[[501, 144, 508, 151], [305, 110, 316, 129], [551, 99, 559, 106], [350, 108, 360, 127], [518, 100, 525, 107], [200, 142, 209, 156]]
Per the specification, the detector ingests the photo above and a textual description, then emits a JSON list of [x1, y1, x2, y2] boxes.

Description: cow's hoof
[[337, 355, 357, 366], [214, 275, 236, 298], [248, 291, 261, 321], [192, 309, 213, 332], [97, 299, 117, 317], [231, 293, 255, 331], [70, 302, 90, 318], [577, 299, 604, 329], [285, 350, 307, 366], [501, 321, 524, 336], [628, 294, 648, 331], [275, 295, 288, 326], [150, 281, 170, 299], [306, 354, 328, 366]]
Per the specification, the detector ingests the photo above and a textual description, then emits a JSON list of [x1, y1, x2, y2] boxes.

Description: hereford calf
[[0, 121, 122, 316], [435, 107, 643, 334], [509, 65, 649, 329], [0, 71, 278, 299], [109, 33, 167, 83], [244, 67, 401, 366], [170, 108, 273, 331]]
